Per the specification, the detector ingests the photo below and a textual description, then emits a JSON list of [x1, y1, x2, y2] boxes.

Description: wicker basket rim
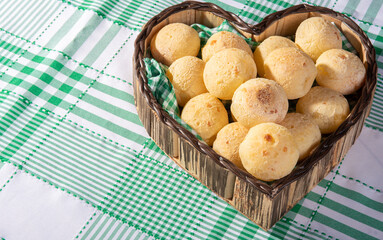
[[133, 1, 377, 196]]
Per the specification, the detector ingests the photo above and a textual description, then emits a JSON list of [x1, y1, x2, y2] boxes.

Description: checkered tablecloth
[[0, 0, 382, 239]]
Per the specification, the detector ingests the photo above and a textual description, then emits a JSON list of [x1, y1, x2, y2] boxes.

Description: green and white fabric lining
[[0, 0, 382, 240], [144, 59, 178, 114]]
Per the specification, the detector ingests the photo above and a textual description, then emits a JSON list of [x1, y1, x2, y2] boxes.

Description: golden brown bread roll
[[202, 31, 252, 62], [231, 78, 288, 128], [264, 47, 317, 99], [239, 123, 299, 181], [213, 122, 249, 170], [150, 23, 200, 66], [295, 17, 342, 62], [296, 86, 350, 134], [254, 36, 297, 77], [181, 93, 229, 145], [316, 49, 366, 95], [280, 113, 321, 160], [166, 56, 207, 107], [203, 48, 257, 100]]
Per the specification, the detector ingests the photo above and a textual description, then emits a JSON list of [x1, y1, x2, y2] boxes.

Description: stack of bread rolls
[[150, 18, 365, 182]]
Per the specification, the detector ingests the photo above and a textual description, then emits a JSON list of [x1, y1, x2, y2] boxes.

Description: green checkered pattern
[[0, 0, 382, 240], [1, 45, 94, 114], [141, 139, 179, 168], [60, 0, 184, 30], [75, 212, 156, 239], [144, 58, 179, 116], [0, 0, 62, 40]]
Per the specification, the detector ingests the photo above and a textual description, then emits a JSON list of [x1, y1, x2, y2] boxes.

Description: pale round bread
[[231, 78, 288, 128], [181, 93, 229, 145], [264, 47, 317, 99], [213, 122, 249, 170], [204, 48, 257, 100], [316, 49, 366, 95], [202, 31, 252, 62], [295, 17, 342, 62], [253, 36, 297, 77], [280, 113, 321, 160], [296, 86, 350, 134], [150, 23, 200, 66], [166, 56, 207, 107], [239, 123, 299, 181]]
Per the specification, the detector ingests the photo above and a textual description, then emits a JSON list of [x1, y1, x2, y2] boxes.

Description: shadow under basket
[[133, 1, 377, 231]]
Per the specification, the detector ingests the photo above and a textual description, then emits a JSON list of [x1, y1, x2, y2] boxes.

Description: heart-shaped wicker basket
[[133, 1, 377, 230]]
